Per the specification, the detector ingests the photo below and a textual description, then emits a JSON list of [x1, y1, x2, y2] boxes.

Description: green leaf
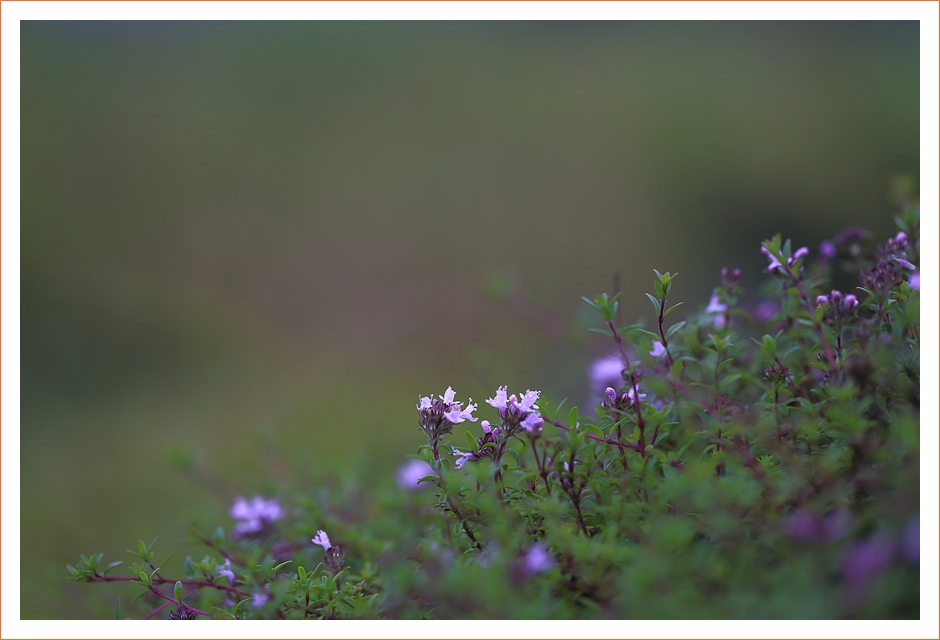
[[138, 571, 151, 587], [664, 301, 684, 317], [174, 581, 184, 603], [667, 321, 686, 338], [581, 296, 600, 311], [272, 560, 293, 574], [645, 293, 661, 312], [567, 406, 579, 429], [583, 424, 605, 440], [298, 565, 307, 582]]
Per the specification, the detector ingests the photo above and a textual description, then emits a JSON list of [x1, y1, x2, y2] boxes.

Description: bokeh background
[[20, 21, 918, 618]]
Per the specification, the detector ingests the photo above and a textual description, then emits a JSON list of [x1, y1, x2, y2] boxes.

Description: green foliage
[[68, 209, 920, 619]]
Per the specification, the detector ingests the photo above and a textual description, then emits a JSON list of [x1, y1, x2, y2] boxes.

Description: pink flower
[[444, 402, 478, 424], [451, 448, 476, 469], [417, 387, 478, 433], [649, 340, 666, 358], [520, 412, 544, 433], [516, 390, 541, 413], [485, 386, 509, 409], [312, 530, 332, 551]]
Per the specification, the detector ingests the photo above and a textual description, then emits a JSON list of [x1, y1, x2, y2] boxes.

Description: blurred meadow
[[20, 21, 918, 618]]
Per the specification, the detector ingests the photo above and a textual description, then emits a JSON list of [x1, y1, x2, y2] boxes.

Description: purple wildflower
[[520, 412, 544, 433], [819, 239, 836, 260], [521, 542, 556, 574], [396, 458, 434, 491], [705, 292, 728, 328], [230, 496, 284, 535], [841, 533, 895, 586], [417, 387, 477, 437], [485, 386, 543, 432], [251, 591, 269, 609], [217, 559, 235, 585], [590, 354, 624, 389], [451, 447, 476, 469], [312, 530, 332, 551], [761, 246, 783, 271], [762, 245, 808, 274], [910, 271, 920, 290], [705, 293, 727, 315], [649, 340, 667, 358], [751, 300, 778, 324]]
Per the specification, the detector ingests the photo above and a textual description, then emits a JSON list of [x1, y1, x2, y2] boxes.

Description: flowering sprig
[[70, 199, 920, 620]]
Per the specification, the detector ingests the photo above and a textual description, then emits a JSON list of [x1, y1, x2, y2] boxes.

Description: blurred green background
[[20, 21, 918, 618]]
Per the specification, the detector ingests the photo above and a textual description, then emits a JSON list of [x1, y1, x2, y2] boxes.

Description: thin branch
[[90, 573, 250, 598], [543, 416, 643, 452]]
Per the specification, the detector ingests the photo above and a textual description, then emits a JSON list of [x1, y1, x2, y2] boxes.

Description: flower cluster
[[861, 231, 918, 296], [230, 496, 284, 535], [603, 385, 646, 412], [485, 386, 543, 434], [816, 289, 859, 327], [313, 529, 345, 574], [416, 387, 477, 438]]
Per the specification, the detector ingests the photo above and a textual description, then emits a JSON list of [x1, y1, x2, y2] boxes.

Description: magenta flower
[[312, 530, 332, 551]]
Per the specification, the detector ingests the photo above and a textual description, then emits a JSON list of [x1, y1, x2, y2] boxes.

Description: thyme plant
[[68, 206, 920, 619]]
